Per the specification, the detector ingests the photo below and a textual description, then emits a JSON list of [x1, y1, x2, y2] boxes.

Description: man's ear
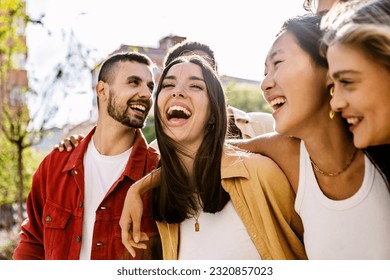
[[96, 80, 108, 102]]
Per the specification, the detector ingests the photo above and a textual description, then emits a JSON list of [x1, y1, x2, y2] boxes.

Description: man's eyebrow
[[162, 75, 205, 82], [126, 75, 154, 90], [126, 75, 142, 82]]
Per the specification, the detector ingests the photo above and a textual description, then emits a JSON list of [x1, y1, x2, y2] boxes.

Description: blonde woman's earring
[[329, 109, 335, 120], [329, 85, 335, 120]]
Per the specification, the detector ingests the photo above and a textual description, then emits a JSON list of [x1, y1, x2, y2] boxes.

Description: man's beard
[[107, 90, 150, 129]]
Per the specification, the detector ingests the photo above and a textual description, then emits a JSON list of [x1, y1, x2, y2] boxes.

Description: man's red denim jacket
[[13, 127, 160, 260]]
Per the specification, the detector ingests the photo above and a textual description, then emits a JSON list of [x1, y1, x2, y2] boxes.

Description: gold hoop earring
[[329, 85, 335, 119], [329, 110, 335, 119]]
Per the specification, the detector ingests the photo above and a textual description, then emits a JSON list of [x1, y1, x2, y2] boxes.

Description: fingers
[[53, 142, 65, 152], [69, 135, 80, 149], [132, 213, 142, 244], [120, 219, 135, 257], [123, 235, 149, 258], [120, 185, 144, 243], [120, 219, 149, 258], [54, 138, 79, 152], [63, 139, 74, 151], [120, 183, 146, 257]]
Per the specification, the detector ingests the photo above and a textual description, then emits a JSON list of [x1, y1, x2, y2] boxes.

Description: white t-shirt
[[178, 200, 260, 260], [295, 141, 390, 259], [79, 139, 132, 259]]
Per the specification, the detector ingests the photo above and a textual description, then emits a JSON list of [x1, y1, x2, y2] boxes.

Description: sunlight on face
[[328, 43, 390, 147], [261, 32, 328, 138], [105, 61, 154, 128], [157, 62, 210, 150]]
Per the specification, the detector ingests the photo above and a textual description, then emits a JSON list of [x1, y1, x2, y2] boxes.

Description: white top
[[178, 200, 260, 260], [79, 139, 132, 259], [295, 141, 390, 259]]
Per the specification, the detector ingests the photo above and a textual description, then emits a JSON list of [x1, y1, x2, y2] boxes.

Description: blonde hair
[[321, 0, 390, 70]]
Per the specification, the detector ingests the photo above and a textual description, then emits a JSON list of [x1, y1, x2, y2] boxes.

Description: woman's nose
[[171, 85, 185, 98], [330, 87, 348, 112], [261, 73, 274, 98]]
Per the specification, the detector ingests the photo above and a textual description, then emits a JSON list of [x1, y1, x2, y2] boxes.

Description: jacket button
[[79, 201, 83, 208], [99, 206, 107, 210], [96, 242, 103, 246], [45, 216, 51, 223], [74, 171, 78, 175], [75, 236, 81, 243]]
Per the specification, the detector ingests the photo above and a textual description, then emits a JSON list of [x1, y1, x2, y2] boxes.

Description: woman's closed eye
[[335, 78, 355, 90], [339, 78, 353, 86], [162, 83, 175, 89], [273, 60, 283, 66], [190, 84, 204, 90]]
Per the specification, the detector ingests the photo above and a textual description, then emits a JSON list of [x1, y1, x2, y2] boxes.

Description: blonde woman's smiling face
[[328, 43, 390, 147]]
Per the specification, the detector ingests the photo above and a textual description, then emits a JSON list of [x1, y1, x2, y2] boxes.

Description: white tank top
[[295, 141, 390, 259], [178, 200, 260, 259]]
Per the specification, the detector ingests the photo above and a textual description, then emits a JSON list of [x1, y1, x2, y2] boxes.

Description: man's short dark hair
[[98, 52, 153, 84]]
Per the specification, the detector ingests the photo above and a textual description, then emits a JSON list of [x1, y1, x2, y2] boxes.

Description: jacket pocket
[[42, 201, 72, 259]]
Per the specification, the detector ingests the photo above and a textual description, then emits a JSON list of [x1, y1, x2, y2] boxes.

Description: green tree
[[224, 81, 272, 113], [0, 128, 43, 260], [0, 133, 43, 226], [0, 135, 16, 205], [0, 1, 94, 259], [1, 0, 96, 226], [142, 115, 156, 144], [0, 0, 31, 225]]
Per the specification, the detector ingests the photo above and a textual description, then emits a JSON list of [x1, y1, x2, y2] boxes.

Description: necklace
[[194, 215, 200, 232], [192, 210, 200, 232], [310, 148, 358, 177]]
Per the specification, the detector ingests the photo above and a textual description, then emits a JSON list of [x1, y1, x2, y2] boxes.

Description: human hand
[[53, 134, 84, 152], [119, 186, 148, 258]]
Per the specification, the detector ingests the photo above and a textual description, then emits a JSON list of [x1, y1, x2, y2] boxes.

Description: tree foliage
[[0, 134, 43, 204], [1, 0, 96, 227], [0, 0, 31, 225], [0, 134, 17, 204], [224, 81, 272, 114], [0, 0, 26, 72]]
